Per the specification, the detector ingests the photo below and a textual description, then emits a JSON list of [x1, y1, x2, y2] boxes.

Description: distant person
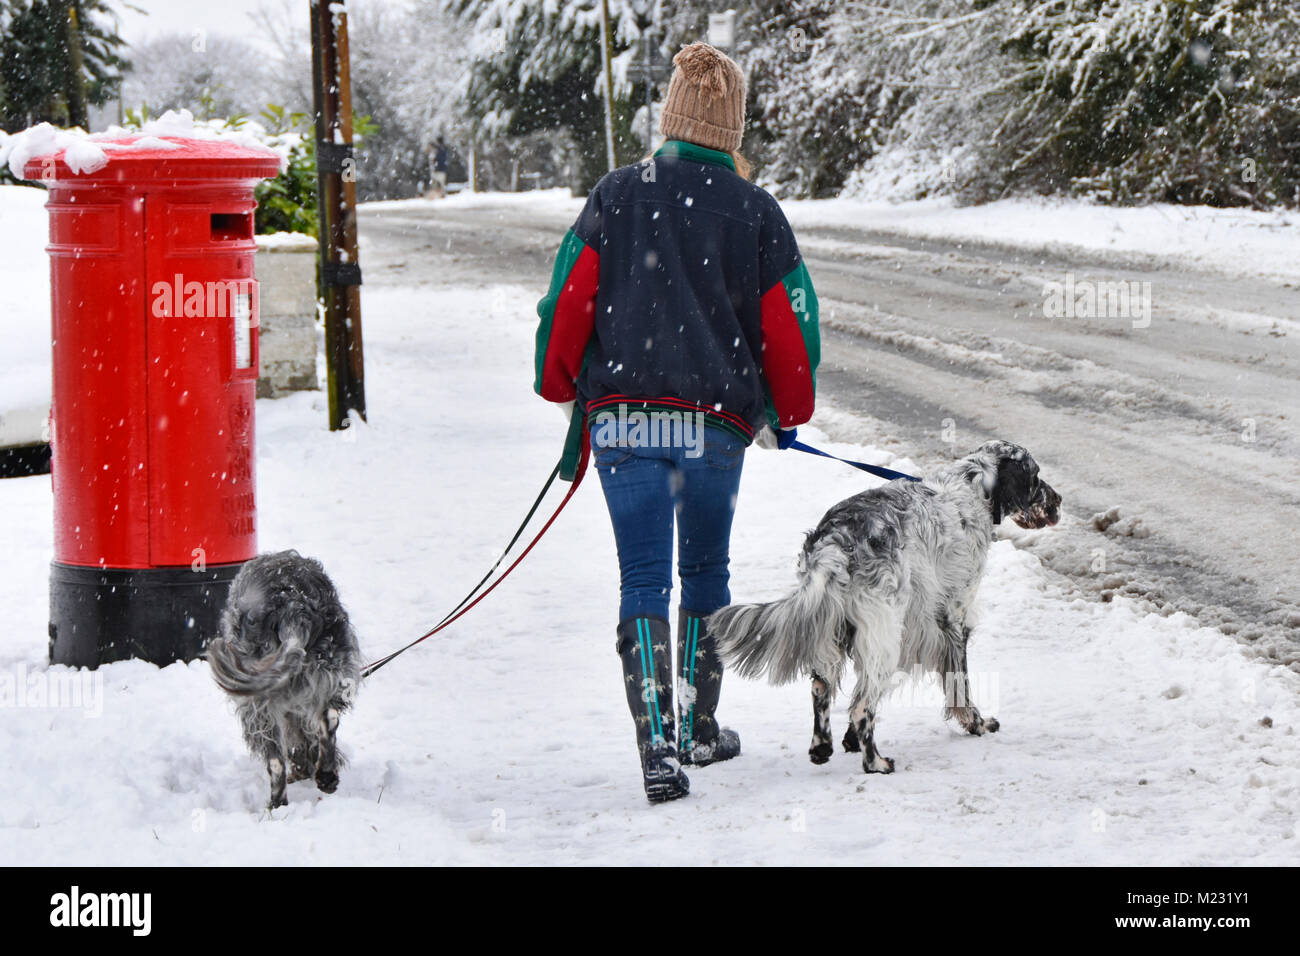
[[533, 43, 820, 803], [428, 137, 449, 198]]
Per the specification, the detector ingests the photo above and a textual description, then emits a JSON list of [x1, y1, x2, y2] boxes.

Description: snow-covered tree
[[809, 0, 1013, 201], [624, 1, 935, 198], [0, 0, 128, 131], [346, 0, 471, 199], [117, 33, 277, 123], [447, 0, 650, 192], [823, 0, 1300, 207], [733, 0, 886, 198], [991, 0, 1300, 206], [247, 0, 315, 113]]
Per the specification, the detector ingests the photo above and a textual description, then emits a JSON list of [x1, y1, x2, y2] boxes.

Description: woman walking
[[534, 43, 820, 803]]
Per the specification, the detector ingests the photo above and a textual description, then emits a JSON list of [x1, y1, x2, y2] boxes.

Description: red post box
[[24, 137, 283, 667]]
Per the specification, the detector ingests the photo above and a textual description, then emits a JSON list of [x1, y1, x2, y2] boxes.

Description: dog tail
[[205, 628, 307, 696], [709, 540, 850, 686]]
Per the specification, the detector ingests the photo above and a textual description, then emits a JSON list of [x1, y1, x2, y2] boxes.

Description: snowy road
[[360, 195, 1300, 666]]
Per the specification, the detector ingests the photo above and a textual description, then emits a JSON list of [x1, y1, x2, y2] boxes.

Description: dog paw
[[808, 741, 833, 765], [864, 755, 895, 774], [315, 770, 340, 794], [268, 793, 288, 810], [966, 715, 999, 736]]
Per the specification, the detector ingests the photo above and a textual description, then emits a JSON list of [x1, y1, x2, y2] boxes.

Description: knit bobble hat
[[658, 42, 747, 153]]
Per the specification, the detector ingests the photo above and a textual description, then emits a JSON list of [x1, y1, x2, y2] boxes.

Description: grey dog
[[710, 441, 1060, 775], [206, 550, 362, 809]]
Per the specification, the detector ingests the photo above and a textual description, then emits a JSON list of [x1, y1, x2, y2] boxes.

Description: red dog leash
[[361, 423, 590, 679]]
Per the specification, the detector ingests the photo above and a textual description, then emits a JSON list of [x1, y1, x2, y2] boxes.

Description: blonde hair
[[730, 150, 753, 181]]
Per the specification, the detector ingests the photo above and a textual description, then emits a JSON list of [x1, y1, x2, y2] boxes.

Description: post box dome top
[[3, 113, 287, 184]]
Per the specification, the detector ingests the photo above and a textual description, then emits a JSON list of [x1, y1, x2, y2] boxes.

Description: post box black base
[[0, 443, 52, 478], [48, 561, 246, 668]]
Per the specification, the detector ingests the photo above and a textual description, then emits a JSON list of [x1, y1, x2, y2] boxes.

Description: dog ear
[[958, 458, 996, 499], [990, 455, 1036, 525]]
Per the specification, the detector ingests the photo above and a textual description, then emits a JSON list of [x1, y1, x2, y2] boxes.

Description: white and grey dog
[[710, 441, 1060, 774], [206, 550, 362, 809]]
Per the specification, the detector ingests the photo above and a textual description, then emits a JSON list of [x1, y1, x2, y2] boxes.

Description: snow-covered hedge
[[770, 0, 1300, 207]]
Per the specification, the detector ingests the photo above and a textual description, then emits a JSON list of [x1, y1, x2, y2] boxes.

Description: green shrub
[[254, 105, 317, 238]]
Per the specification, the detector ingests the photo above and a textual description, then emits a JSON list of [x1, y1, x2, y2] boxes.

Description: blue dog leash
[[788, 438, 922, 483]]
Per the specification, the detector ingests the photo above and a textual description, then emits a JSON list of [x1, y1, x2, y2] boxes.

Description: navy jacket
[[536, 140, 819, 441]]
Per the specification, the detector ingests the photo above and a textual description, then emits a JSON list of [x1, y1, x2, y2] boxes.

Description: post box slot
[[210, 212, 252, 241]]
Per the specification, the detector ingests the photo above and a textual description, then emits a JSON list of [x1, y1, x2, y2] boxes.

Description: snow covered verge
[[2, 276, 1297, 865], [362, 187, 579, 215], [366, 186, 1299, 283], [783, 194, 1300, 283]]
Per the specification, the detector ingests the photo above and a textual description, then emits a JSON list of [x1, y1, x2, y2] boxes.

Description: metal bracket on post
[[316, 141, 355, 175], [322, 261, 363, 287]]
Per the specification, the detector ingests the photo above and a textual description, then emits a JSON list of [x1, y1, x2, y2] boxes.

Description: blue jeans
[[593, 423, 745, 623]]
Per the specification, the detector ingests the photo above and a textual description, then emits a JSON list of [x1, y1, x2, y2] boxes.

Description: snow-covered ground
[[3, 263, 1298, 864], [363, 185, 1300, 282], [783, 195, 1299, 283]]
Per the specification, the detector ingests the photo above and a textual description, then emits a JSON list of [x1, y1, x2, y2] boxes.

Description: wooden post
[[597, 0, 618, 172], [310, 0, 366, 431], [57, 0, 88, 128]]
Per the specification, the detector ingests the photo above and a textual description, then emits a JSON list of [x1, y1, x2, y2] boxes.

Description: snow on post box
[[22, 135, 284, 668]]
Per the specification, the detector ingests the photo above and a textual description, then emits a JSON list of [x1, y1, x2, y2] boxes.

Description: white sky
[[114, 0, 278, 48]]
